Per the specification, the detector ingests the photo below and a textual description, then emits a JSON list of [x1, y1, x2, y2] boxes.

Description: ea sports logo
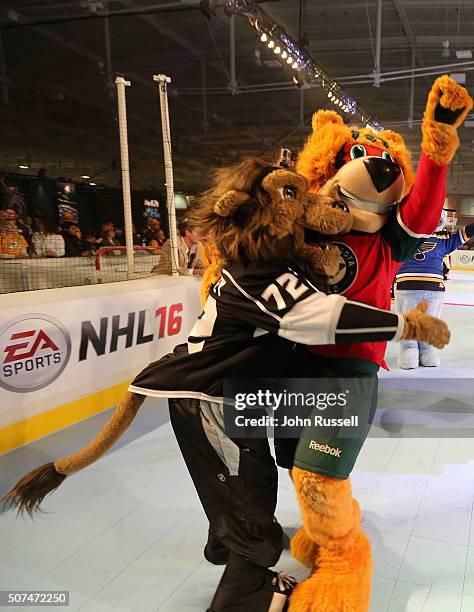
[[0, 314, 71, 392]]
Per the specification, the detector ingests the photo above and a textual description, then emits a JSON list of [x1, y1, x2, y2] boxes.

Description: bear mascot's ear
[[378, 129, 415, 196], [214, 190, 250, 217], [297, 110, 351, 192], [311, 109, 345, 131]]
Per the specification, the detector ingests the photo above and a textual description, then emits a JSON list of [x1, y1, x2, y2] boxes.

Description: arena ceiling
[[1, 0, 474, 193]]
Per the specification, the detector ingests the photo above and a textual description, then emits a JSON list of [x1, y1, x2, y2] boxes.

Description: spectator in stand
[[98, 221, 115, 237], [148, 228, 166, 249], [100, 228, 120, 248], [0, 218, 28, 258], [62, 224, 88, 257], [152, 219, 204, 276], [84, 234, 100, 254], [2, 208, 32, 251], [142, 217, 160, 244], [21, 216, 34, 245], [132, 223, 143, 246], [100, 228, 121, 256], [32, 218, 65, 258], [4, 208, 26, 237]]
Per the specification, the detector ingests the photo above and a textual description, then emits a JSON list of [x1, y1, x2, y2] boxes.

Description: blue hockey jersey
[[395, 224, 474, 291]]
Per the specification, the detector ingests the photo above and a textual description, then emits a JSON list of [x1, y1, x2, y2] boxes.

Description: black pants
[[169, 398, 284, 611]]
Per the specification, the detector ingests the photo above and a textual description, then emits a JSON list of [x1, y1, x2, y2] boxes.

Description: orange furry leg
[[290, 527, 318, 569], [289, 468, 372, 612]]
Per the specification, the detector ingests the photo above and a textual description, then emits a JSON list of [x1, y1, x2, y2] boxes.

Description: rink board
[[0, 276, 202, 454]]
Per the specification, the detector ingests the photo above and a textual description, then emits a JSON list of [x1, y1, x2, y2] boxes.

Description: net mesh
[[0, 172, 168, 294]]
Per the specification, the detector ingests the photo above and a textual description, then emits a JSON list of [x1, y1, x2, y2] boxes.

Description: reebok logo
[[308, 441, 342, 457]]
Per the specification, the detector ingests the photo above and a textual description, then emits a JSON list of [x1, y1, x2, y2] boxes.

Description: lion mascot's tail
[[5, 245, 223, 516], [3, 392, 144, 515]]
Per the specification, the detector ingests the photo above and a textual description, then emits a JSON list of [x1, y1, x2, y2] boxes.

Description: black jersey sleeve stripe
[[335, 330, 400, 343], [335, 301, 403, 342]]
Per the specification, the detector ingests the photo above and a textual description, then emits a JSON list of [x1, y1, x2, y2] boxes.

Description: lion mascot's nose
[[363, 157, 402, 193]]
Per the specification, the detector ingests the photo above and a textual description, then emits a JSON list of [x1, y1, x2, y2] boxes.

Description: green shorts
[[292, 356, 379, 480]]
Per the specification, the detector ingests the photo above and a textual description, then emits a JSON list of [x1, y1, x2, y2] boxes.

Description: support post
[[373, 0, 382, 88], [154, 73, 179, 276], [229, 14, 238, 95], [115, 75, 134, 277], [103, 2, 114, 98], [408, 47, 415, 129]]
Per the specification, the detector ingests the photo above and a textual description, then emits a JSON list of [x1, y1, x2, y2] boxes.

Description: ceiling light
[[456, 50, 472, 59], [89, 182, 96, 186], [292, 75, 303, 88], [81, 175, 91, 179], [274, 46, 281, 54], [18, 164, 29, 169], [231, 3, 383, 130]]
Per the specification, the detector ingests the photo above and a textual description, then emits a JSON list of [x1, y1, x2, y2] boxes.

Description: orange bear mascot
[[287, 75, 472, 612]]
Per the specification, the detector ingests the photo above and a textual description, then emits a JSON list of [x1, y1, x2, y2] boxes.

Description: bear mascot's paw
[[401, 301, 450, 349], [422, 75, 473, 165]]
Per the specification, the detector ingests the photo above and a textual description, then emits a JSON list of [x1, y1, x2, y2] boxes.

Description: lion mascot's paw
[[288, 468, 372, 612], [422, 75, 473, 165], [200, 242, 224, 306]]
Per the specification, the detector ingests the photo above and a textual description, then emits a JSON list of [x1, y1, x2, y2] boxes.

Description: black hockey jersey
[[129, 262, 404, 402]]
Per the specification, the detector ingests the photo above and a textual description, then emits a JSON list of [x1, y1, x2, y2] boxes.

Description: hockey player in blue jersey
[[395, 210, 474, 368]]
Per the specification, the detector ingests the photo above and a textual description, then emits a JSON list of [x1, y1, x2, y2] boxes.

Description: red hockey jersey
[[310, 151, 448, 368]]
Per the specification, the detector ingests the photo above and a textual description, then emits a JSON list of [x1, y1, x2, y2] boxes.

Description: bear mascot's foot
[[289, 468, 372, 612], [289, 529, 371, 612], [397, 346, 419, 369], [419, 346, 441, 367]]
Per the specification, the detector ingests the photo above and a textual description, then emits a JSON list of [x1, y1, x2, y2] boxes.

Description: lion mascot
[[4, 159, 451, 612], [285, 75, 472, 612]]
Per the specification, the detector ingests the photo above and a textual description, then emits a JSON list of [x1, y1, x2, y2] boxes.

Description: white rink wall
[[0, 276, 202, 454]]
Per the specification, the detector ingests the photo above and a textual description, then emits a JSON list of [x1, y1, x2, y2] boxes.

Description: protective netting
[[0, 173, 168, 294]]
